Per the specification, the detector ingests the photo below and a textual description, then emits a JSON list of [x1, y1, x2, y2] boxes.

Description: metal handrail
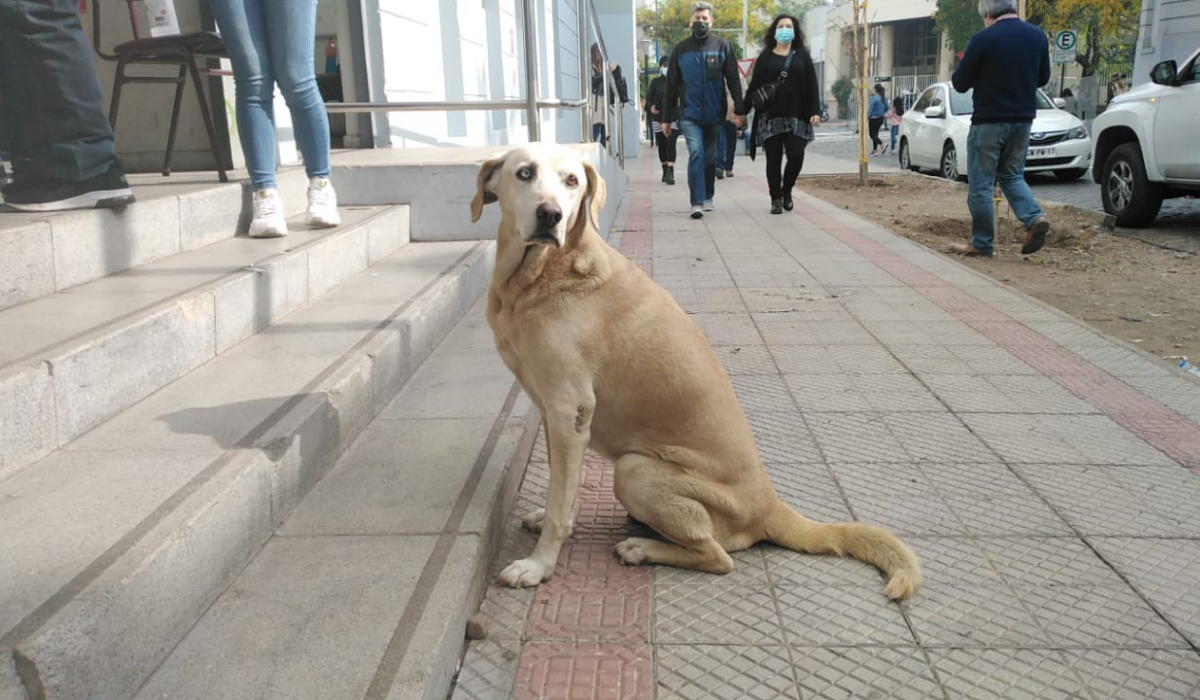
[[327, 0, 625, 166]]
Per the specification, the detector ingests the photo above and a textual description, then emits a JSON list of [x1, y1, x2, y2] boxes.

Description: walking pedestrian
[[590, 43, 629, 148], [0, 0, 135, 212], [209, 0, 341, 238], [867, 84, 887, 155], [735, 13, 820, 215], [883, 96, 904, 156], [645, 57, 679, 185], [662, 1, 744, 220], [949, 0, 1051, 257]]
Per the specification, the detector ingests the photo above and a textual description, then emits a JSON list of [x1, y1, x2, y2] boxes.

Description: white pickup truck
[[1091, 45, 1200, 227]]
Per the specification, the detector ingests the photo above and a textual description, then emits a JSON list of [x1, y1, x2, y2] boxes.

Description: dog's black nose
[[536, 203, 563, 224]]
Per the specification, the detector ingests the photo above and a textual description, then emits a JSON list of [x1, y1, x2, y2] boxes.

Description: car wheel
[[1054, 168, 1088, 181], [899, 139, 917, 172], [1101, 143, 1163, 227], [941, 142, 962, 181]]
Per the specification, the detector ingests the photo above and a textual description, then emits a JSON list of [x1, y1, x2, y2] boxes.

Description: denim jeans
[[714, 121, 737, 171], [679, 120, 719, 205], [0, 0, 119, 182], [592, 123, 607, 147], [210, 0, 330, 189], [966, 122, 1045, 253]]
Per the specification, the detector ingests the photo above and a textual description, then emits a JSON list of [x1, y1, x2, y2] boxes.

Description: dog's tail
[[764, 500, 921, 601]]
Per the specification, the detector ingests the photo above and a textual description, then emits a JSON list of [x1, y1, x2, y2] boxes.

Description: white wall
[[1133, 0, 1200, 87]]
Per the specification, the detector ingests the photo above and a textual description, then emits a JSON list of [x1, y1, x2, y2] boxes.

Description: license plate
[[1028, 147, 1056, 158]]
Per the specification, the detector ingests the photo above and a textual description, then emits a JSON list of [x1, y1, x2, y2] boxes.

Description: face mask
[[661, 67, 667, 76], [775, 27, 795, 44], [691, 21, 709, 39]]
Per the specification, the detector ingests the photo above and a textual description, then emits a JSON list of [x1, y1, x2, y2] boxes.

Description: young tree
[[934, 0, 983, 54]]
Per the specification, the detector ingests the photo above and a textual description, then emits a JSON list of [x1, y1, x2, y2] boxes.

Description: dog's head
[[470, 144, 606, 248]]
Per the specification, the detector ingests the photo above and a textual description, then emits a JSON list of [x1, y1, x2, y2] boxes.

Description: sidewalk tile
[[656, 645, 798, 700], [1089, 538, 1200, 645], [512, 642, 651, 700], [793, 647, 941, 700], [928, 648, 1089, 699], [774, 585, 915, 645], [904, 584, 1049, 646], [654, 585, 782, 645], [1063, 650, 1200, 700]]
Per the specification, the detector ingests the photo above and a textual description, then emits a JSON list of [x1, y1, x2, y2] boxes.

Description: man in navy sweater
[[949, 0, 1051, 257], [663, 2, 744, 219]]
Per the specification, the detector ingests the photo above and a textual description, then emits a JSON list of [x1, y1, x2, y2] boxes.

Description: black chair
[[91, 0, 229, 182]]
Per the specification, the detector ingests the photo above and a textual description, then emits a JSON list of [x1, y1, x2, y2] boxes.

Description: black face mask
[[691, 21, 709, 39]]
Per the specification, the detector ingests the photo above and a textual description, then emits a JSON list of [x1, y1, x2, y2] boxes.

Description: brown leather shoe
[[949, 242, 993, 257], [1022, 217, 1050, 255]]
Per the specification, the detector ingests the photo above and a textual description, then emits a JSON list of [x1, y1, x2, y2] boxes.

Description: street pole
[[742, 0, 748, 58]]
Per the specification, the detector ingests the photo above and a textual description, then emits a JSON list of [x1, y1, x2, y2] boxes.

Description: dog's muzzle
[[530, 203, 564, 247]]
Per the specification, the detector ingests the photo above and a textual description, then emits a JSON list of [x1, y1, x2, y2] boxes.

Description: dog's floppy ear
[[568, 160, 607, 241], [470, 153, 507, 223]]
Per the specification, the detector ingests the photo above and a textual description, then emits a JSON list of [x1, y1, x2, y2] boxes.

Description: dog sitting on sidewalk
[[470, 144, 921, 600]]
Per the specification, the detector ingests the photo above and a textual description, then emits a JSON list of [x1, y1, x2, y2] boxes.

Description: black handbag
[[748, 50, 794, 111]]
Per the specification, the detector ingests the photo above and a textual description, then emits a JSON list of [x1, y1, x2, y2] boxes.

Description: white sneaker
[[703, 199, 715, 211], [249, 188, 287, 238], [690, 204, 704, 219], [306, 177, 340, 228]]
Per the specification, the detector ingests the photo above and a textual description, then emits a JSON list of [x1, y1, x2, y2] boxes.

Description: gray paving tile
[[1017, 583, 1187, 648], [853, 374, 947, 413], [731, 374, 796, 412], [904, 584, 1050, 647], [1017, 465, 1200, 537], [1063, 649, 1200, 700], [693, 287, 748, 314], [763, 545, 888, 589], [808, 414, 909, 463], [1090, 538, 1200, 646], [946, 493, 1073, 536], [976, 537, 1124, 588], [774, 585, 916, 645], [765, 462, 854, 524], [712, 345, 778, 375], [784, 373, 872, 412], [792, 647, 942, 700], [747, 411, 823, 463], [654, 585, 782, 645], [883, 412, 997, 463], [928, 648, 1089, 699], [655, 645, 799, 700], [451, 639, 521, 700], [700, 312, 765, 346], [905, 537, 1005, 589]]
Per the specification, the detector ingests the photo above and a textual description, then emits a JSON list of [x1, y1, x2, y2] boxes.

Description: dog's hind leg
[[612, 453, 734, 574]]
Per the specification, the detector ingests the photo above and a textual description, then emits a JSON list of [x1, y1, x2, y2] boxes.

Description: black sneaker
[[3, 163, 135, 212], [782, 193, 794, 211], [715, 169, 725, 180], [771, 198, 783, 215]]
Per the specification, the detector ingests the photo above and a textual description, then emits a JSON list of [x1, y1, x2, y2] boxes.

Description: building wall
[[1133, 0, 1200, 87]]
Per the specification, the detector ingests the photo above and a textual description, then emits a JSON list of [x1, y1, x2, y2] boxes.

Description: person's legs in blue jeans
[[592, 123, 607, 147], [679, 120, 707, 206], [209, 0, 280, 190], [264, 0, 330, 181], [0, 0, 121, 184], [966, 123, 1003, 253], [714, 124, 726, 174], [722, 122, 737, 171], [703, 123, 718, 202], [995, 123, 1044, 228]]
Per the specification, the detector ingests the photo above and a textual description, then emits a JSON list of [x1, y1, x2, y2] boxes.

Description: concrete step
[[0, 239, 496, 700], [0, 169, 309, 312], [0, 203, 409, 482], [129, 297, 538, 700]]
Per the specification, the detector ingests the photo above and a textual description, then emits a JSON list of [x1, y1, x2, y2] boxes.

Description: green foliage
[[831, 76, 854, 112], [933, 0, 983, 54], [636, 0, 780, 59]]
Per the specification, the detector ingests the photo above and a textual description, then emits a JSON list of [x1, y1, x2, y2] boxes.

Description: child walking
[[882, 96, 904, 156]]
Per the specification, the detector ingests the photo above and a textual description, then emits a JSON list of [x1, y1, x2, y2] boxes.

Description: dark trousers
[[0, 0, 120, 182], [655, 129, 678, 163], [868, 116, 885, 151], [592, 123, 607, 147], [763, 133, 809, 200]]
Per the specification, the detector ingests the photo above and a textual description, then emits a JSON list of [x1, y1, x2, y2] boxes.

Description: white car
[[1091, 46, 1200, 227], [897, 81, 1092, 182]]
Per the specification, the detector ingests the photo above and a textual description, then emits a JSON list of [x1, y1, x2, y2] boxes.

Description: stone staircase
[[0, 145, 625, 700]]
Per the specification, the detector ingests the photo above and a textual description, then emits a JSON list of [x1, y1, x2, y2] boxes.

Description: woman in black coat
[[644, 57, 679, 185], [736, 14, 820, 214]]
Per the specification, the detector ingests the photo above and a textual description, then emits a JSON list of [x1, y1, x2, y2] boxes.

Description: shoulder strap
[[779, 50, 795, 81]]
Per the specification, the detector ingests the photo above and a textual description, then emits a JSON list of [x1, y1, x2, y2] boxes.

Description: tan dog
[[470, 144, 921, 600]]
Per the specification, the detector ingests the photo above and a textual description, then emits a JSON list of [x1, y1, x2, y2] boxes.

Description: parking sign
[[1053, 30, 1077, 65]]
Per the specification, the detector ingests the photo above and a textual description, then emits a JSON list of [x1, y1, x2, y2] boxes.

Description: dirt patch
[[798, 173, 1200, 368]]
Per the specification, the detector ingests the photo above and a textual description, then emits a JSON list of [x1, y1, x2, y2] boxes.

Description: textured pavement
[[452, 148, 1200, 699]]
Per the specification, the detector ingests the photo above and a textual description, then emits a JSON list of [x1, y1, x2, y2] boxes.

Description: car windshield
[[948, 88, 1054, 115]]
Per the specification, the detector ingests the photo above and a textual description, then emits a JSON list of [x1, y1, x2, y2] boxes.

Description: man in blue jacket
[[663, 2, 744, 219], [950, 0, 1051, 257]]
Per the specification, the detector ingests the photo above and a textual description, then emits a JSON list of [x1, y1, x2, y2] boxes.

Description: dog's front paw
[[615, 538, 656, 566], [497, 558, 550, 588], [521, 508, 546, 533]]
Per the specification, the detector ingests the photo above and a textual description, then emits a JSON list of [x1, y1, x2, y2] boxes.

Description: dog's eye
[[565, 174, 579, 187], [517, 167, 533, 181]]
